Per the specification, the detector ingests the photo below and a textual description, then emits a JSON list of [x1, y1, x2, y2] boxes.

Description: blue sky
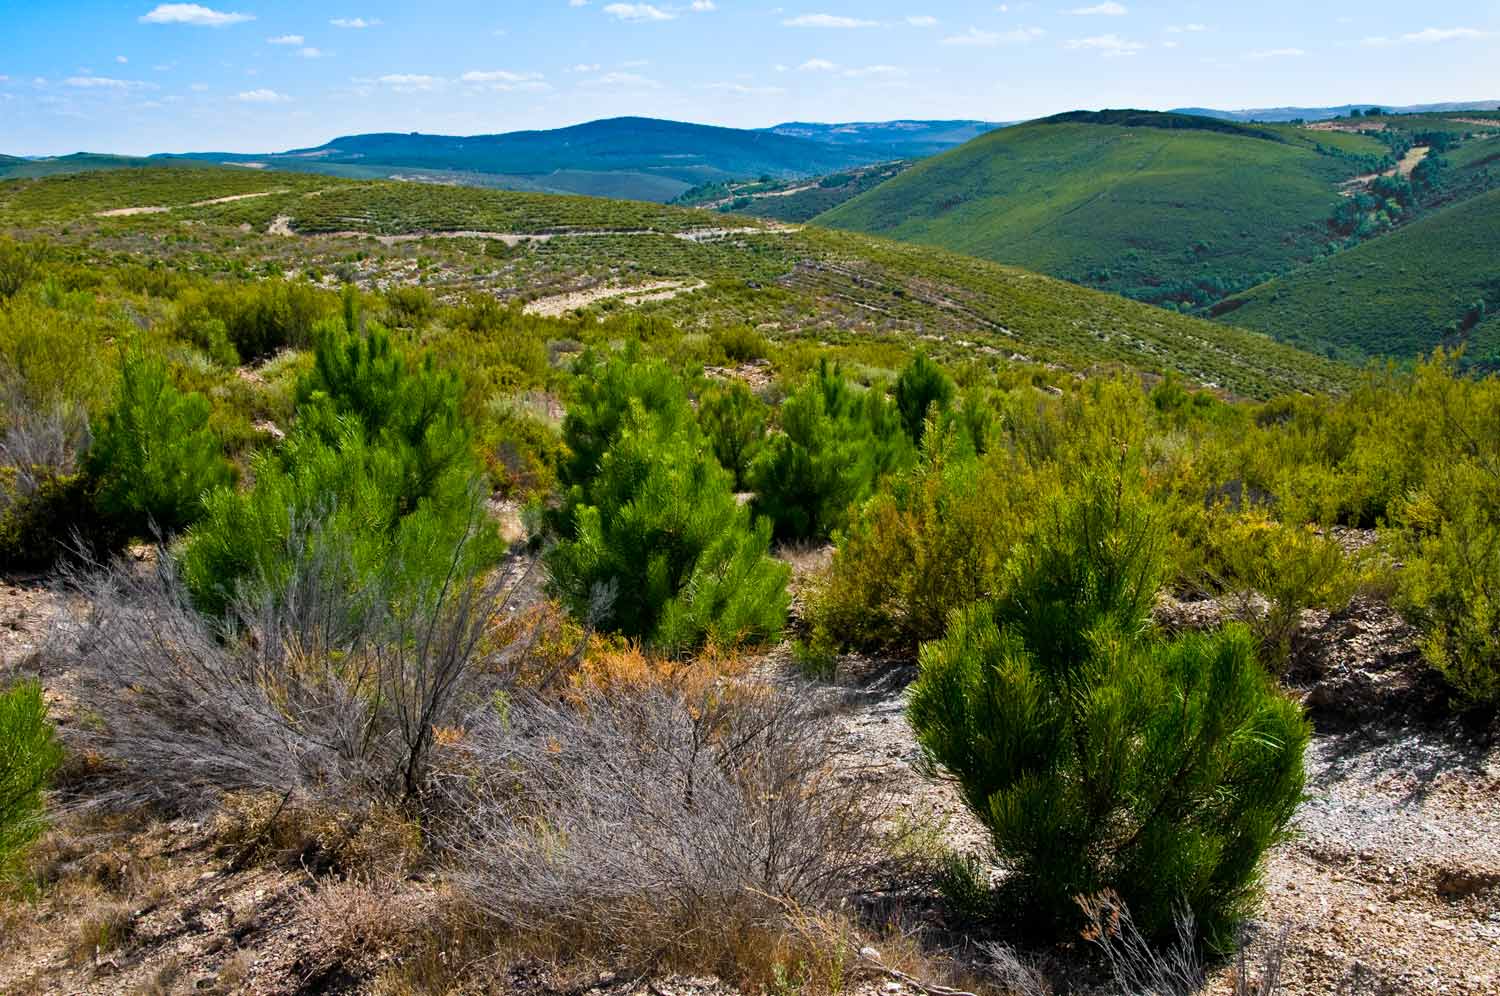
[[2, 2, 1498, 155]]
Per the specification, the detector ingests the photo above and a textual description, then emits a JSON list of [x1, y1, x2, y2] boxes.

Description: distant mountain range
[[1172, 100, 1500, 123], [150, 117, 999, 203]]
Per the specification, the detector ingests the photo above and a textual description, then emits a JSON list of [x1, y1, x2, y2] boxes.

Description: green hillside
[[818, 111, 1389, 308], [1215, 187, 1500, 365], [0, 167, 1350, 398], [672, 162, 914, 222]]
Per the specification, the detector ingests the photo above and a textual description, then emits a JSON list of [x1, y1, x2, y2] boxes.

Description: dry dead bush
[[49, 530, 534, 815], [435, 678, 877, 985], [65, 896, 137, 966], [210, 791, 424, 878]]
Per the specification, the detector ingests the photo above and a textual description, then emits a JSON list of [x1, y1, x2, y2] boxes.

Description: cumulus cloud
[[139, 4, 253, 27], [942, 26, 1044, 46], [604, 3, 674, 21], [461, 69, 549, 92], [1361, 27, 1486, 46], [65, 75, 157, 90], [267, 34, 305, 45], [1066, 34, 1146, 55], [330, 17, 381, 28], [783, 13, 878, 28], [1068, 2, 1127, 14], [906, 15, 938, 27], [233, 87, 289, 102]]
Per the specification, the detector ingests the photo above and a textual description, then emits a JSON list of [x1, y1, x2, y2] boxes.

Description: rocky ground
[[2, 569, 1498, 995]]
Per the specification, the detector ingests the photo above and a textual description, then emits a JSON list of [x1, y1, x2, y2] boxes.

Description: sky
[[2, 1, 1498, 155]]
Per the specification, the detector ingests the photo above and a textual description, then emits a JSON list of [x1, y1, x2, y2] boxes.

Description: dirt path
[[1395, 146, 1431, 177], [261, 218, 795, 244], [522, 279, 707, 317], [96, 190, 287, 219]]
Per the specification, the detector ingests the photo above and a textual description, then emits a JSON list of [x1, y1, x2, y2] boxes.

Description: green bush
[[173, 279, 331, 361], [0, 469, 101, 570], [181, 328, 497, 616], [894, 353, 955, 444], [547, 387, 788, 654], [86, 351, 232, 540], [697, 380, 767, 491], [751, 361, 911, 541], [0, 239, 35, 300], [907, 463, 1308, 947], [809, 425, 1040, 652], [1, 680, 63, 874]]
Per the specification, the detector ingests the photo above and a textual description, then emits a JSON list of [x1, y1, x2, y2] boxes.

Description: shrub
[[711, 324, 771, 363], [907, 463, 1308, 947], [86, 351, 232, 540], [0, 239, 35, 300], [894, 353, 955, 444], [0, 387, 101, 568], [546, 403, 789, 654], [1205, 512, 1360, 669], [58, 522, 521, 811], [1, 680, 63, 873], [173, 279, 330, 361], [808, 425, 1040, 652], [438, 680, 871, 979], [697, 379, 767, 490], [556, 349, 692, 501], [751, 361, 911, 541]]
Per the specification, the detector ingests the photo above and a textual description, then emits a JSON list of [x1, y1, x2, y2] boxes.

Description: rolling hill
[[0, 166, 1351, 399], [162, 117, 985, 204], [1175, 100, 1500, 123], [816, 110, 1390, 309], [765, 120, 1001, 154], [1215, 187, 1500, 365]]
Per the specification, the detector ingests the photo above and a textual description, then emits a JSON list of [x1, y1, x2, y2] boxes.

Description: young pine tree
[[907, 460, 1309, 948], [0, 680, 63, 872], [86, 350, 232, 539]]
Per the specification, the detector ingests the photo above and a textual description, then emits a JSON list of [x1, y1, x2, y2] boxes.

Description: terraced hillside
[[0, 167, 1351, 398], [818, 111, 1391, 308], [1216, 187, 1500, 365]]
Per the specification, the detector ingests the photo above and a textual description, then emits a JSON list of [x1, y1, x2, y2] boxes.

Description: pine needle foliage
[[751, 360, 911, 541], [181, 324, 497, 617], [907, 459, 1309, 948], [86, 349, 231, 539], [0, 680, 63, 873], [547, 353, 788, 654], [894, 353, 956, 445]]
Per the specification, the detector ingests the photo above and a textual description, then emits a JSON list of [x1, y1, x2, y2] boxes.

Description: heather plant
[[0, 680, 63, 874], [808, 424, 1042, 653], [908, 460, 1309, 947], [86, 350, 233, 540]]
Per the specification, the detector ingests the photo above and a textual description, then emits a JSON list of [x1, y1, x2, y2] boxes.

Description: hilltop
[[1176, 100, 1500, 123], [817, 109, 1389, 309], [151, 117, 989, 204], [0, 167, 1350, 398]]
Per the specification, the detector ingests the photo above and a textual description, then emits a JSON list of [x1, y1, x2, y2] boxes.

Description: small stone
[[859, 947, 882, 962]]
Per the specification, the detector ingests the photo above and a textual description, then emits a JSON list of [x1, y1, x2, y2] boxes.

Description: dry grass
[[210, 791, 424, 878]]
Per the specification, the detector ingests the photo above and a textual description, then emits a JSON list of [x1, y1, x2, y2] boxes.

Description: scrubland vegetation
[[2, 166, 1500, 993]]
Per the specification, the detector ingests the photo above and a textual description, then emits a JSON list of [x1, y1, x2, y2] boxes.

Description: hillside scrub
[[908, 461, 1309, 947]]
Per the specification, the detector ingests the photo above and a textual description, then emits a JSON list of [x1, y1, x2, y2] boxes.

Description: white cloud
[[690, 0, 717, 9], [783, 13, 878, 28], [377, 73, 440, 90], [579, 71, 661, 89], [233, 88, 289, 102], [798, 58, 838, 71], [116, 55, 129, 64], [330, 17, 382, 28], [1361, 27, 1486, 47], [461, 69, 549, 91], [297, 47, 326, 58], [140, 4, 253, 27], [1246, 47, 1305, 59], [267, 34, 305, 45], [1167, 23, 1207, 33], [707, 82, 785, 95], [906, 15, 938, 28], [1066, 34, 1145, 55], [1068, 3, 1127, 14], [65, 75, 157, 90], [570, 63, 602, 72], [570, 0, 589, 6], [942, 26, 1044, 46], [604, 3, 675, 21]]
